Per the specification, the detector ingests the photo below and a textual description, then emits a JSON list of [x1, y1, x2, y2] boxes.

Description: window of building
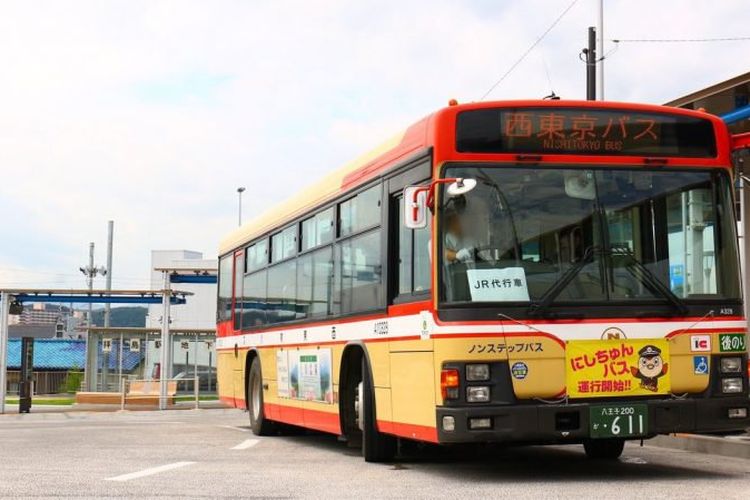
[[301, 208, 334, 251], [272, 227, 296, 262], [339, 186, 381, 237]]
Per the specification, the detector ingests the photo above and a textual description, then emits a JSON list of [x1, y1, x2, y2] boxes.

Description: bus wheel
[[360, 358, 396, 462], [583, 438, 625, 459], [247, 357, 275, 436]]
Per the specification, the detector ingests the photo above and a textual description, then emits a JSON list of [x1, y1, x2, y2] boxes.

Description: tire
[[583, 438, 625, 459], [247, 357, 275, 436], [360, 357, 397, 462]]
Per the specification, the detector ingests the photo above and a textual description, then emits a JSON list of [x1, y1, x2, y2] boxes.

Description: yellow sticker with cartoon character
[[565, 339, 671, 398]]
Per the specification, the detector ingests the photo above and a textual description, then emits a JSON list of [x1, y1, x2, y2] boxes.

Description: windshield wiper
[[528, 245, 598, 317], [612, 245, 689, 315]]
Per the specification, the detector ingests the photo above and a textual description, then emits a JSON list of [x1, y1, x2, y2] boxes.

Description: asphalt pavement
[[0, 408, 748, 499]]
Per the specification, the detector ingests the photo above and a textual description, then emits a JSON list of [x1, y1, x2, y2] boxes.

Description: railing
[[5, 371, 84, 395], [120, 377, 200, 410]]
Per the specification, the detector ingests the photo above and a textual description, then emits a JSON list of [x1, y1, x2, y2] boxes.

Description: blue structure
[[13, 294, 186, 305], [720, 104, 750, 125], [6, 339, 85, 370]]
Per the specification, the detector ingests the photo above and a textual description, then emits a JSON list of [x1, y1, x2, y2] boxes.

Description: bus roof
[[219, 100, 729, 256]]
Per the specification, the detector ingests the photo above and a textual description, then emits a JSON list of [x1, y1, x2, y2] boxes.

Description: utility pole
[[237, 187, 246, 227], [584, 27, 597, 100], [596, 0, 605, 100], [104, 221, 114, 329], [80, 243, 106, 390]]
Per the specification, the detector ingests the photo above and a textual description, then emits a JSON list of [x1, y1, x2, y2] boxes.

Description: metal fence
[[5, 370, 84, 395]]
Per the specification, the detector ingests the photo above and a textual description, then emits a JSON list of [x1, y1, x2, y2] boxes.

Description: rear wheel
[[360, 358, 397, 462], [247, 357, 275, 436], [583, 438, 625, 459]]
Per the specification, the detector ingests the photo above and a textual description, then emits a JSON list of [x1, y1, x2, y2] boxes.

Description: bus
[[217, 100, 749, 461]]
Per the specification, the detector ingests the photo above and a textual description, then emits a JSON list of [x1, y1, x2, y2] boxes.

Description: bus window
[[339, 186, 381, 237], [217, 255, 233, 322], [246, 239, 268, 272], [337, 230, 382, 313], [267, 260, 297, 324], [242, 270, 267, 328], [272, 226, 296, 263], [301, 208, 334, 251], [297, 246, 333, 319], [396, 194, 431, 297]]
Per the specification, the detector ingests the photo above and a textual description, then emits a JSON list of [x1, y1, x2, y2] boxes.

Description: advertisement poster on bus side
[[276, 348, 333, 403], [565, 339, 671, 398], [276, 350, 290, 399]]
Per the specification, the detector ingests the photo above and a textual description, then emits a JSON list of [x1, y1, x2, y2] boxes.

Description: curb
[[648, 433, 750, 459]]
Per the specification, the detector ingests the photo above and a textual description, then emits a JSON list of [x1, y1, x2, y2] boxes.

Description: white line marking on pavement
[[105, 461, 196, 482], [231, 439, 260, 450], [218, 425, 249, 432]]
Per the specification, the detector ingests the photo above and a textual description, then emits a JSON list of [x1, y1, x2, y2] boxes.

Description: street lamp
[[237, 187, 246, 227]]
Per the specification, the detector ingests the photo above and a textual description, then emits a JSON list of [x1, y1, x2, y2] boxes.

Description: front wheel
[[583, 438, 625, 459], [247, 357, 275, 436]]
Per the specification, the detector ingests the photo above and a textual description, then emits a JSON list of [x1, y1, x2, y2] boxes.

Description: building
[[146, 250, 217, 329]]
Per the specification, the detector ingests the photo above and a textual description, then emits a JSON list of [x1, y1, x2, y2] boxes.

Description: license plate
[[589, 404, 648, 439]]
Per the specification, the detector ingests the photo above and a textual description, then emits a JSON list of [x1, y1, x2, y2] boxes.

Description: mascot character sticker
[[631, 345, 668, 392]]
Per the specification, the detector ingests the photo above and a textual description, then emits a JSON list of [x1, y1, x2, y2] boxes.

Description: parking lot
[[0, 408, 749, 499]]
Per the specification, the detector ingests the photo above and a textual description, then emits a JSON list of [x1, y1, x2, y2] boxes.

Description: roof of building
[[8, 325, 57, 339], [7, 339, 85, 370], [665, 71, 750, 108], [6, 338, 145, 371]]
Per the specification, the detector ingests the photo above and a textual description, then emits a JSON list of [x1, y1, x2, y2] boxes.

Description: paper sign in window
[[466, 267, 530, 302]]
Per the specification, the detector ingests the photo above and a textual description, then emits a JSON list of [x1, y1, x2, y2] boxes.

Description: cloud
[[0, 0, 748, 290]]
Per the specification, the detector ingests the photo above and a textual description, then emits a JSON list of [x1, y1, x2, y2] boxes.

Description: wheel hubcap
[[251, 374, 261, 421], [355, 381, 364, 431]]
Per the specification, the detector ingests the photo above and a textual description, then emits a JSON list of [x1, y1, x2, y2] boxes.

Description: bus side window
[[395, 194, 432, 300]]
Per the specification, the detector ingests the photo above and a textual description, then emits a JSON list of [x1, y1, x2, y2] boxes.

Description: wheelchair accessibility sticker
[[693, 356, 709, 375]]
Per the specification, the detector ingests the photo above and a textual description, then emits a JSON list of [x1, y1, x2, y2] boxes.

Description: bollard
[[194, 376, 199, 410], [120, 378, 125, 411]]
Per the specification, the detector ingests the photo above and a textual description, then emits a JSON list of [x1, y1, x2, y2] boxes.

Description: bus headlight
[[720, 357, 742, 373], [721, 377, 743, 394], [466, 364, 490, 381], [466, 386, 490, 403]]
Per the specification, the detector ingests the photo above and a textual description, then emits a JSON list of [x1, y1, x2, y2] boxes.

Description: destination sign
[[456, 107, 717, 158]]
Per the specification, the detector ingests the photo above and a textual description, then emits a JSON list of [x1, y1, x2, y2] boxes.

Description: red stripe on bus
[[434, 315, 746, 327], [377, 420, 439, 443]]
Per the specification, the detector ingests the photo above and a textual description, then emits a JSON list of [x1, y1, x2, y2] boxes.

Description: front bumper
[[436, 397, 750, 444]]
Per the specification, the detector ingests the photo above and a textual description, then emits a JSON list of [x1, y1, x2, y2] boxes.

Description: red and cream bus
[[217, 100, 749, 461]]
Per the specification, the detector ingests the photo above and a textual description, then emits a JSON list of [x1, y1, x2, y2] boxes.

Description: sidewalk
[[648, 432, 750, 459]]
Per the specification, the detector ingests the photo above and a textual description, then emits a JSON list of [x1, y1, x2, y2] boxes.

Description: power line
[[480, 0, 579, 101], [612, 36, 750, 43]]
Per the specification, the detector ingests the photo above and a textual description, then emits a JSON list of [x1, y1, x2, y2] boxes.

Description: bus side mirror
[[404, 186, 429, 229]]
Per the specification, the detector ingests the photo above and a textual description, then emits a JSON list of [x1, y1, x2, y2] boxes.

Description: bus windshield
[[439, 165, 741, 307]]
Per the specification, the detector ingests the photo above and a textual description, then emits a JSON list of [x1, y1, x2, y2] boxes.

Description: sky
[[0, 0, 748, 291]]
